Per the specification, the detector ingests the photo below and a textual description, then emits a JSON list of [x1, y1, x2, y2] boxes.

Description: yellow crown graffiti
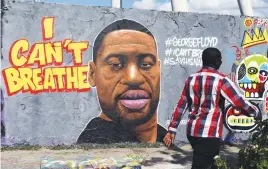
[[241, 27, 268, 49]]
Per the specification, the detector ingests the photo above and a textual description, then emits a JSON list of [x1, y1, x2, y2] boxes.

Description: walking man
[[164, 47, 259, 169]]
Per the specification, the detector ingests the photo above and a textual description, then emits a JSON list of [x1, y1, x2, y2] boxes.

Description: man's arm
[[168, 78, 189, 134], [220, 77, 258, 116]]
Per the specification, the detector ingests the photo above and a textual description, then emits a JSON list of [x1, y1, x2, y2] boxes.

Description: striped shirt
[[168, 66, 258, 138]]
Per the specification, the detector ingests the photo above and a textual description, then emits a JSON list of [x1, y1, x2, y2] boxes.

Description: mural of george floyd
[[1, 1, 268, 146]]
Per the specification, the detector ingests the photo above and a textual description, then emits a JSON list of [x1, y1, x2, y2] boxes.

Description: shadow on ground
[[143, 145, 192, 167], [143, 144, 244, 168], [220, 144, 244, 169]]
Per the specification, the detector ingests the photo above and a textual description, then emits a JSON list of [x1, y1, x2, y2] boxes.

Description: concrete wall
[[1, 1, 268, 145]]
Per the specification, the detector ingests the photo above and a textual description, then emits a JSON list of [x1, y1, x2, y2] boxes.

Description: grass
[[1, 142, 166, 151]]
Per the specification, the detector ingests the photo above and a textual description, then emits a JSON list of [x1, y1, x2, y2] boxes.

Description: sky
[[39, 0, 268, 17]]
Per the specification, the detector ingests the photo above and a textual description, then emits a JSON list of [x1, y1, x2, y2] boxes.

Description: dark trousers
[[187, 135, 220, 169]]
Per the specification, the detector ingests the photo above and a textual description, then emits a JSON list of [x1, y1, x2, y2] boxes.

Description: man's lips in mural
[[119, 90, 150, 110]]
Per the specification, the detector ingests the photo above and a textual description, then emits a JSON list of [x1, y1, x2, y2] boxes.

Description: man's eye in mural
[[109, 62, 124, 70], [224, 103, 262, 132], [236, 54, 268, 100], [111, 63, 123, 69], [140, 63, 153, 70]]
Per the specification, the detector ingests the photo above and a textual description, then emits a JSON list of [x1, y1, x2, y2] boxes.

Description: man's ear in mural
[[87, 61, 96, 87]]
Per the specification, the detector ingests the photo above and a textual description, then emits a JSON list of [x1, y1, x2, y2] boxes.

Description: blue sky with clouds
[[40, 0, 268, 17]]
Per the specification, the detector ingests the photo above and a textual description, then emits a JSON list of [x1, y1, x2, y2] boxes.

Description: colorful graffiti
[[241, 28, 267, 48], [224, 103, 262, 132], [238, 21, 268, 101], [244, 17, 254, 28], [2, 17, 90, 96], [253, 18, 268, 27], [224, 17, 268, 133], [76, 19, 167, 144], [264, 91, 268, 114], [1, 3, 268, 147], [41, 156, 143, 169], [236, 54, 268, 100]]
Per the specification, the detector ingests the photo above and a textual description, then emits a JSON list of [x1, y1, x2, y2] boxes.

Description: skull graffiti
[[236, 54, 268, 100]]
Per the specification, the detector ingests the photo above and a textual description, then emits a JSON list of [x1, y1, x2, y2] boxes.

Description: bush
[[214, 155, 232, 169], [216, 119, 268, 169], [238, 119, 268, 169]]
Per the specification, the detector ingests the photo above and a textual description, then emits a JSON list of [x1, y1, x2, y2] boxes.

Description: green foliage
[[1, 143, 42, 151], [216, 119, 268, 169], [238, 119, 268, 169], [214, 156, 232, 169], [1, 142, 164, 151]]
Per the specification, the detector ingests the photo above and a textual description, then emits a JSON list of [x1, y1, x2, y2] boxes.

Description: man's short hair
[[202, 47, 221, 67], [93, 19, 155, 63]]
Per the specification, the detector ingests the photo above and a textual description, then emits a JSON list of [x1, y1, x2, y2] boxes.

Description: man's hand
[[235, 104, 260, 119], [163, 132, 175, 147], [247, 104, 261, 120], [252, 105, 260, 118]]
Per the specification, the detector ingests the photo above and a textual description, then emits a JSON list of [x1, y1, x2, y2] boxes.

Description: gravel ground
[[1, 144, 241, 169]]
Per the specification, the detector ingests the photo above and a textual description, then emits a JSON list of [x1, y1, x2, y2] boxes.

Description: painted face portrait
[[88, 30, 160, 126], [77, 19, 166, 144]]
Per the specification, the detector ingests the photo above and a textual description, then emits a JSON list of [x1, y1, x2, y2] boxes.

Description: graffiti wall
[[40, 155, 143, 169], [223, 17, 268, 134], [2, 17, 90, 96], [1, 1, 267, 145]]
